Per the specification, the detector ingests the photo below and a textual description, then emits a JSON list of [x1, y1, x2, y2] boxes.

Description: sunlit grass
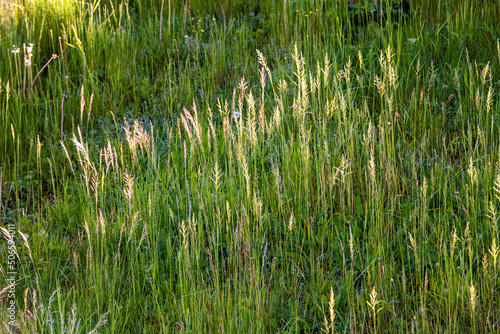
[[1, 0, 500, 332]]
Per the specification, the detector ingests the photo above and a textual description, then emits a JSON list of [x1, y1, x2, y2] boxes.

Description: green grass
[[0, 0, 500, 332]]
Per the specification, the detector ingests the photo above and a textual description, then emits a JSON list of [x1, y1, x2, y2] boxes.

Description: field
[[1, 0, 500, 332]]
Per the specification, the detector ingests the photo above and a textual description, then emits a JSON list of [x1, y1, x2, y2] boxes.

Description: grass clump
[[1, 0, 500, 332]]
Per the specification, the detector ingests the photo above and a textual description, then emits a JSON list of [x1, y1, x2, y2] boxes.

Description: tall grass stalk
[[1, 0, 500, 332]]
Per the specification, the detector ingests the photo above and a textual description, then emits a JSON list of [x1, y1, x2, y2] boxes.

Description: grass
[[0, 0, 500, 332]]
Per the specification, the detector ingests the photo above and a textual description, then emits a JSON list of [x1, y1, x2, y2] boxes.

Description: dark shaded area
[[348, 1, 411, 30]]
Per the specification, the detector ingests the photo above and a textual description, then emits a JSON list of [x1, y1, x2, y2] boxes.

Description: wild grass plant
[[0, 0, 500, 332]]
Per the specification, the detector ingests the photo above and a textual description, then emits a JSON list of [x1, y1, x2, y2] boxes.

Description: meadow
[[0, 0, 499, 332]]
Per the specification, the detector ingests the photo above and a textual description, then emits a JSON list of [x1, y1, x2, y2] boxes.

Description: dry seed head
[[339, 155, 351, 182], [22, 287, 28, 313], [238, 76, 249, 93], [242, 156, 251, 199], [90, 172, 100, 196], [253, 193, 263, 221], [88, 92, 94, 119], [419, 90, 424, 112], [98, 210, 106, 236], [123, 120, 139, 161], [340, 57, 352, 85], [148, 193, 153, 218], [0, 284, 15, 304], [422, 177, 428, 201], [231, 88, 237, 116], [490, 238, 499, 269], [168, 206, 174, 220], [245, 91, 258, 146], [329, 162, 341, 186], [89, 310, 111, 334], [217, 98, 230, 118], [288, 212, 295, 232], [329, 287, 335, 319], [322, 289, 335, 334], [210, 160, 223, 193], [176, 118, 182, 140], [209, 118, 217, 152], [278, 79, 288, 94], [316, 61, 322, 92], [486, 86, 493, 114], [497, 39, 500, 63], [463, 221, 470, 241], [475, 88, 481, 110], [481, 62, 490, 85], [226, 201, 232, 225], [104, 140, 117, 173], [292, 43, 308, 108], [18, 230, 32, 261], [487, 200, 497, 223], [123, 171, 135, 209], [387, 94, 394, 114], [259, 67, 266, 97], [323, 140, 329, 158], [388, 63, 398, 89], [469, 283, 477, 313], [256, 48, 266, 67], [83, 219, 90, 242], [136, 222, 149, 251], [494, 173, 500, 201], [408, 232, 417, 252], [184, 106, 202, 147], [338, 91, 347, 115], [237, 77, 249, 114], [180, 220, 188, 248], [450, 228, 458, 254], [349, 228, 354, 261], [273, 100, 282, 129], [326, 98, 337, 118], [32, 289, 38, 318], [385, 44, 394, 63], [367, 121, 374, 151], [483, 253, 490, 276], [309, 69, 318, 96], [378, 49, 387, 73], [366, 286, 381, 313], [236, 139, 245, 169], [256, 49, 272, 83], [36, 135, 42, 161], [322, 52, 332, 86], [368, 154, 376, 184], [217, 98, 223, 116], [0, 227, 18, 258], [134, 119, 151, 153], [374, 75, 385, 97], [80, 84, 85, 122], [71, 126, 91, 167], [357, 49, 363, 69]]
